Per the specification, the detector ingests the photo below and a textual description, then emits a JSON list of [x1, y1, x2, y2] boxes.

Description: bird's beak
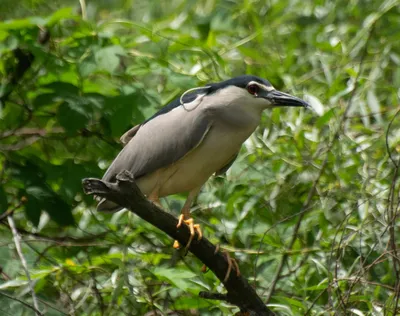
[[264, 90, 310, 108]]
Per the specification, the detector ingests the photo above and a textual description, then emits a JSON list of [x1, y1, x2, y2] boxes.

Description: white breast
[[137, 121, 257, 197]]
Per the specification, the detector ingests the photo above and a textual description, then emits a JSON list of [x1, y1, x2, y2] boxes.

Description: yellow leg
[[174, 214, 203, 250], [174, 187, 202, 250]]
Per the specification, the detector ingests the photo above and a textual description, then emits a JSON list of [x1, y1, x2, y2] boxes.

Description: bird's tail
[[96, 198, 124, 212]]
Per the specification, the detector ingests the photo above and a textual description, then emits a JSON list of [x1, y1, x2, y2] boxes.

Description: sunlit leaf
[[95, 45, 126, 74]]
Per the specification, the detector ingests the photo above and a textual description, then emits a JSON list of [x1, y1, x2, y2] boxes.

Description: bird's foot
[[222, 251, 240, 282], [173, 215, 202, 251], [201, 244, 241, 282]]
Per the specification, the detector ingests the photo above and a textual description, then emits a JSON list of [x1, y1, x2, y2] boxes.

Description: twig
[[79, 0, 87, 20], [304, 288, 327, 315], [0, 197, 26, 222], [87, 252, 105, 315], [82, 171, 275, 315], [385, 108, 400, 167], [0, 291, 43, 315], [7, 215, 41, 315]]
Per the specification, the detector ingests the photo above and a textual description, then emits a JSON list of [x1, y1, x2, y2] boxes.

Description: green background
[[0, 0, 400, 315]]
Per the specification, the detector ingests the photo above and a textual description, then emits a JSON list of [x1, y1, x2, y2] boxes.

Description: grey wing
[[118, 90, 209, 147], [215, 152, 239, 176], [102, 106, 212, 183]]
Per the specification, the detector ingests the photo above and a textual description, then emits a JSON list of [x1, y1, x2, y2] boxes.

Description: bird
[[97, 75, 309, 251]]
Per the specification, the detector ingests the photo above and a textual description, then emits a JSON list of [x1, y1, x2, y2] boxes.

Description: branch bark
[[82, 171, 274, 315]]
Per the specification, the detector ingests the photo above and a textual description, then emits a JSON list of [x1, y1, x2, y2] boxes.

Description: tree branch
[[8, 215, 41, 315], [82, 171, 274, 315]]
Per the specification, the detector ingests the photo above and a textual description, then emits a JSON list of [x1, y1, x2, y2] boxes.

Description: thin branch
[[385, 108, 400, 167], [0, 127, 64, 140], [0, 197, 26, 222], [7, 215, 41, 315], [86, 252, 105, 315], [79, 0, 87, 20], [0, 291, 43, 316], [82, 171, 275, 315], [304, 288, 327, 316]]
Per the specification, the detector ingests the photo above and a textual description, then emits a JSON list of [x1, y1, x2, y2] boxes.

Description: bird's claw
[[223, 252, 240, 282], [174, 215, 202, 251], [200, 245, 241, 282]]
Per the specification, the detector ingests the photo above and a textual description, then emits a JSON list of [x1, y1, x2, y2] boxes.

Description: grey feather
[[101, 100, 212, 184], [119, 87, 210, 147]]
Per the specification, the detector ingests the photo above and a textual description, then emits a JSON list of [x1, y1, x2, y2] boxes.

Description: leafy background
[[1, 0, 400, 315]]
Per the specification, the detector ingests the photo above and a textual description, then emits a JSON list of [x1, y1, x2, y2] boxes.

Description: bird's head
[[207, 75, 310, 112]]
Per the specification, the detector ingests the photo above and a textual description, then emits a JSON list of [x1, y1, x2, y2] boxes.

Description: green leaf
[[0, 279, 27, 290], [0, 17, 46, 30], [105, 94, 146, 137], [25, 186, 74, 227], [316, 108, 335, 128], [33, 93, 58, 108], [44, 82, 80, 98], [174, 296, 212, 310], [153, 267, 196, 279], [44, 195, 75, 227], [24, 196, 42, 226], [46, 7, 75, 26], [303, 279, 329, 291], [95, 45, 126, 74], [152, 267, 197, 291], [57, 101, 89, 134]]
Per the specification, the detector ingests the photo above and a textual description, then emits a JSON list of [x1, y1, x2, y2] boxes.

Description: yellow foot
[[200, 244, 241, 282], [174, 214, 202, 251]]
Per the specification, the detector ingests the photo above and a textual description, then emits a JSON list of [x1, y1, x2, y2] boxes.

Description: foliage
[[1, 0, 400, 315]]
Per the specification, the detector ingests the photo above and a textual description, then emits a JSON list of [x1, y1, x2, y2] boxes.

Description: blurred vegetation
[[1, 0, 400, 315]]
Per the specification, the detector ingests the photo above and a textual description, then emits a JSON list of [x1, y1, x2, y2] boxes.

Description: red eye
[[247, 84, 259, 95]]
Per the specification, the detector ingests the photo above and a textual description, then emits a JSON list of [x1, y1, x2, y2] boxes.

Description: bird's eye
[[247, 84, 259, 96]]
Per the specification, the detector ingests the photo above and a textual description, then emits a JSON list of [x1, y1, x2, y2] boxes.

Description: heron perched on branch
[[97, 75, 309, 252]]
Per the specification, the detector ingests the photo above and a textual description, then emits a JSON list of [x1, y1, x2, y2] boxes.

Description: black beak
[[266, 90, 310, 108]]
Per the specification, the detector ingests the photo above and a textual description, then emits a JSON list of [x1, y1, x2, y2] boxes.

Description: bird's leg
[[201, 244, 241, 282], [222, 251, 241, 282], [173, 187, 202, 251], [148, 186, 162, 208]]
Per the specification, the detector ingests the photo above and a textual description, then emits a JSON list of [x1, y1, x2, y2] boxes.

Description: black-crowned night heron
[[97, 75, 309, 249]]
